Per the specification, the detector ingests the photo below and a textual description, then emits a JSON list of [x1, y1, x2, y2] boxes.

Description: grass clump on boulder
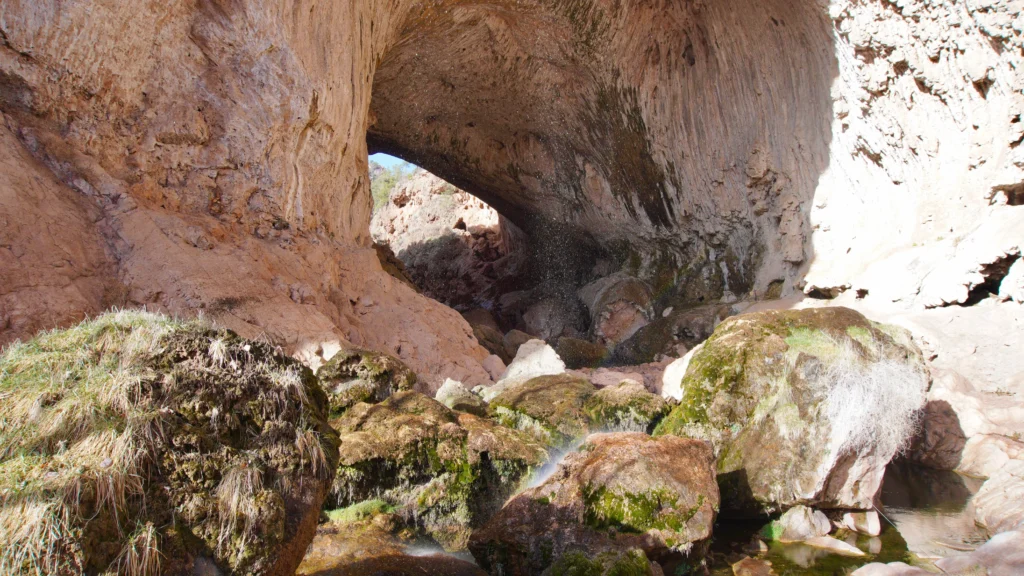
[[0, 310, 339, 575], [330, 391, 547, 550], [653, 307, 927, 514]]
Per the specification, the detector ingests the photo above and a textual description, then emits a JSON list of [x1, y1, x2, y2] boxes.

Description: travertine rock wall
[[1, 0, 1022, 384]]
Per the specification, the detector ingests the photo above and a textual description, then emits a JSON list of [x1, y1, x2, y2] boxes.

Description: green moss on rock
[[490, 374, 597, 448], [0, 310, 339, 576], [583, 381, 669, 433], [330, 391, 547, 550], [653, 307, 927, 515], [318, 347, 417, 416]]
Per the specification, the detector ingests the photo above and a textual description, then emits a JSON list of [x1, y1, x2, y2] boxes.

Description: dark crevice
[[962, 253, 1020, 305], [991, 183, 1024, 206]]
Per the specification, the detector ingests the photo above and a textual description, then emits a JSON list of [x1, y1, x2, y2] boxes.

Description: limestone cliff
[[1, 0, 1022, 385]]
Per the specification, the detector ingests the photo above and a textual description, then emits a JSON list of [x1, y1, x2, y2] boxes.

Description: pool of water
[[707, 461, 987, 575]]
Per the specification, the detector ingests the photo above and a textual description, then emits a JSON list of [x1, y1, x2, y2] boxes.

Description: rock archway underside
[[1, 0, 1022, 387]]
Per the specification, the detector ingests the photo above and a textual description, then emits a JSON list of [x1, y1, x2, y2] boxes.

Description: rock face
[[329, 391, 547, 549], [469, 433, 719, 576], [655, 307, 928, 514], [371, 169, 527, 311], [0, 311, 339, 576], [4, 0, 1022, 385]]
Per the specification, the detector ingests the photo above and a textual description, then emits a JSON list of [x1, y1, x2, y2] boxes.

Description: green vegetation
[[548, 549, 651, 576], [330, 391, 547, 550], [0, 310, 337, 575], [369, 160, 415, 210], [325, 499, 395, 524], [582, 485, 704, 534]]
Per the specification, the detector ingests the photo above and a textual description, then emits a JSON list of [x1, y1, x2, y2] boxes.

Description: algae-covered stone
[[330, 391, 547, 550], [469, 433, 718, 576], [583, 381, 670, 433], [0, 311, 339, 576], [545, 549, 655, 576], [435, 378, 489, 416], [490, 374, 596, 448], [318, 346, 418, 414], [556, 336, 609, 369], [653, 307, 928, 515]]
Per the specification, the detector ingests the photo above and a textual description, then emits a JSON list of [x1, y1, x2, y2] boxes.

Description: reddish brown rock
[[469, 433, 719, 576]]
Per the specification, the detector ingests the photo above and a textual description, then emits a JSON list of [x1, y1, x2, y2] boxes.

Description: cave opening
[[367, 147, 660, 371]]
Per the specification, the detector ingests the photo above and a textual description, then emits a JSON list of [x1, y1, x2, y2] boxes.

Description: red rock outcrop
[[1, 0, 1022, 385]]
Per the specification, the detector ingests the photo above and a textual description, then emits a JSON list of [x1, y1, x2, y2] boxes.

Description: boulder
[[932, 530, 1024, 575], [521, 297, 584, 341], [481, 354, 506, 381], [840, 511, 881, 536], [297, 510, 487, 576], [578, 274, 654, 348], [318, 347, 418, 415], [502, 329, 534, 360], [543, 549, 658, 576], [972, 459, 1024, 534], [556, 336, 610, 369], [489, 374, 596, 448], [583, 381, 671, 433], [330, 391, 547, 550], [614, 304, 731, 365], [435, 378, 489, 416], [761, 505, 831, 542], [654, 307, 928, 514], [0, 311, 339, 576], [473, 323, 512, 364], [469, 433, 719, 576], [479, 339, 566, 401], [907, 400, 967, 470]]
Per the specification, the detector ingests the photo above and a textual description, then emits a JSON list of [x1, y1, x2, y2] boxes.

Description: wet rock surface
[[330, 391, 547, 549], [469, 433, 719, 576], [655, 307, 929, 514]]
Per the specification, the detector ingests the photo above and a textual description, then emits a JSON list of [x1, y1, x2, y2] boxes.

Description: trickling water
[[526, 436, 586, 488]]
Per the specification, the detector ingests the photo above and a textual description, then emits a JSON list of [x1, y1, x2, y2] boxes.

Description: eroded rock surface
[[330, 391, 547, 549], [655, 307, 928, 514], [469, 433, 719, 576]]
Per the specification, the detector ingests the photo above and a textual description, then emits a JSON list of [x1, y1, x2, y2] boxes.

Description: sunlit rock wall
[[0, 0, 1021, 379]]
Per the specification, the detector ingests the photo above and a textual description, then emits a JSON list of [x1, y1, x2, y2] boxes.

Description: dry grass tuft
[[823, 338, 927, 459], [0, 309, 336, 575]]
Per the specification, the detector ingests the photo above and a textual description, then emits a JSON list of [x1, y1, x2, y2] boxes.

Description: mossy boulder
[[490, 374, 596, 448], [583, 381, 670, 433], [556, 336, 610, 369], [653, 307, 927, 515], [318, 346, 418, 415], [469, 433, 718, 576], [545, 549, 654, 576], [0, 311, 339, 576], [330, 391, 547, 550]]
